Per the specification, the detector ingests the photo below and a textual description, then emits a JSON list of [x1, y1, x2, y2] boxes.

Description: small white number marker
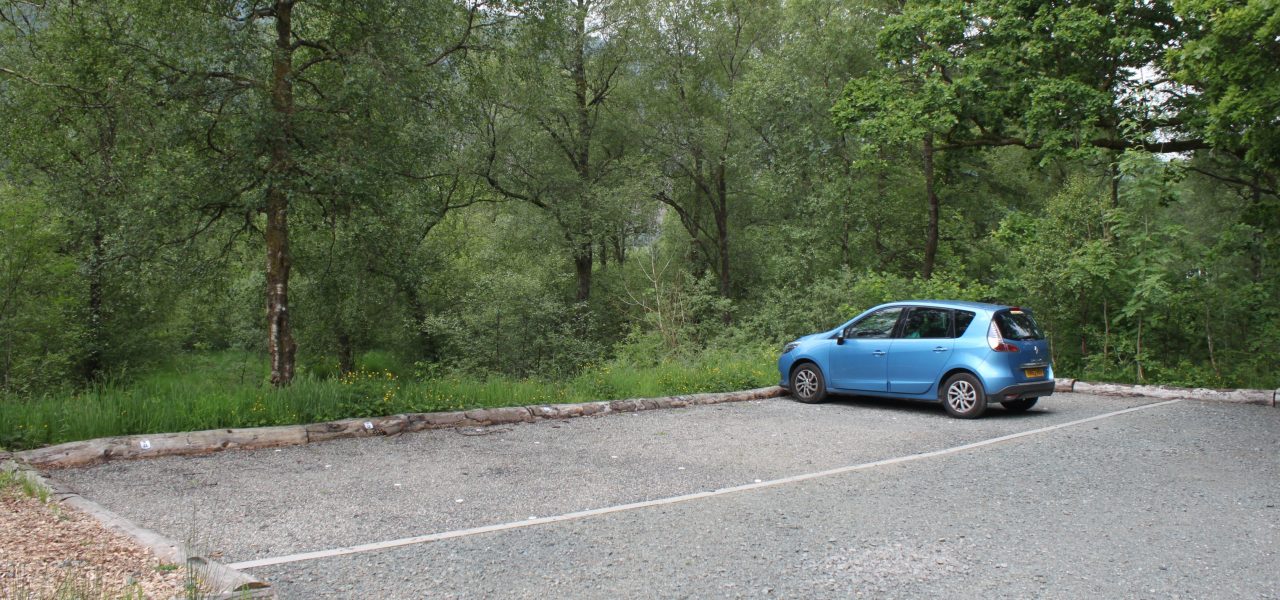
[[363, 421, 374, 430], [139, 440, 152, 450]]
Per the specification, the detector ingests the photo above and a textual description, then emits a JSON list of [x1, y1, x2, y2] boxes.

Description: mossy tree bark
[[265, 0, 298, 387]]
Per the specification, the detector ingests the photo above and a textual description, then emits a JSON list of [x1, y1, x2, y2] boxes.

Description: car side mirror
[[836, 335, 845, 346]]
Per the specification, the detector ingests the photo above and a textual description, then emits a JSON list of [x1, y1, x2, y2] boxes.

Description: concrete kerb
[[0, 459, 274, 600]]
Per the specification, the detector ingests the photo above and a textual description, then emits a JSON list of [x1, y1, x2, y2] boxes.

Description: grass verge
[[0, 347, 777, 451]]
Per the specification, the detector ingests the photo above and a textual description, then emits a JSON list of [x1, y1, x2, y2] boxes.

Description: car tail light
[[988, 320, 1019, 352]]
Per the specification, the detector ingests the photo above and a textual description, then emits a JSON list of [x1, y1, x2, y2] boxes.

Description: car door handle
[[872, 350, 886, 357], [933, 346, 949, 353]]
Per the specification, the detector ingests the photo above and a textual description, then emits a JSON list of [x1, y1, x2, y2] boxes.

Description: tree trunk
[[922, 133, 939, 280], [266, 0, 298, 387], [840, 200, 852, 268], [612, 234, 626, 264], [1109, 156, 1120, 208], [398, 282, 434, 361], [873, 150, 890, 269], [1135, 315, 1144, 383], [1251, 174, 1264, 282], [82, 226, 105, 381], [569, 0, 594, 303], [1079, 297, 1089, 358], [714, 159, 731, 325], [1102, 297, 1110, 364], [336, 330, 354, 375], [574, 243, 593, 302], [1204, 303, 1218, 378]]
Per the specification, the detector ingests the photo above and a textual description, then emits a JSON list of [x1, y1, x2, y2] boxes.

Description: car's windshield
[[995, 310, 1044, 341]]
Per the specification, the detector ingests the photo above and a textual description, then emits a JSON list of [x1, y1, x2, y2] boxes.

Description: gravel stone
[[53, 393, 1280, 598]]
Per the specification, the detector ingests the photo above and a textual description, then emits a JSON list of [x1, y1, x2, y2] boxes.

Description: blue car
[[777, 300, 1054, 418]]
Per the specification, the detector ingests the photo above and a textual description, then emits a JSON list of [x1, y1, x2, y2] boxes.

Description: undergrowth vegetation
[[0, 347, 774, 451]]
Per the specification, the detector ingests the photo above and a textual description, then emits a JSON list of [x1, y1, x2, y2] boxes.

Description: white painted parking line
[[228, 399, 1183, 570]]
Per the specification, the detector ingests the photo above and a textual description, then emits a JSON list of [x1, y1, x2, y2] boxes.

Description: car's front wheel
[[1002, 398, 1038, 413], [941, 373, 987, 418], [790, 363, 827, 404]]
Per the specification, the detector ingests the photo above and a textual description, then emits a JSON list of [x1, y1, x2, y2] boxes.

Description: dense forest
[[1, 0, 1277, 406]]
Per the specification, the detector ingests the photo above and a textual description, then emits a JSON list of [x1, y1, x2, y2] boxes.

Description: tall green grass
[[0, 347, 777, 451]]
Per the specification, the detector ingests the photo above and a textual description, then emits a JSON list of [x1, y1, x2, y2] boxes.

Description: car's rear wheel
[[1001, 398, 1038, 412], [941, 373, 987, 419], [790, 363, 827, 404]]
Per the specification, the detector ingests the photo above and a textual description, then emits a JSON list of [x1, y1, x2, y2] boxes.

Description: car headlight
[[782, 341, 799, 354]]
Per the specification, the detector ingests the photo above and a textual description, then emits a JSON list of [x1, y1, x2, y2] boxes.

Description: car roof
[[875, 299, 1011, 312]]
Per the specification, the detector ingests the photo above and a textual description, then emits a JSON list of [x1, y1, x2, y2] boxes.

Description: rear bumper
[[989, 380, 1055, 401]]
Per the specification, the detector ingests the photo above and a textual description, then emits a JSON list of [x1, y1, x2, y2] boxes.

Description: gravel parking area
[[55, 392, 1279, 598]]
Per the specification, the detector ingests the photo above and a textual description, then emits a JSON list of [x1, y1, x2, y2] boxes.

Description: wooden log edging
[[0, 459, 274, 599], [1057, 377, 1276, 407], [1074, 380, 1276, 406], [15, 386, 787, 470]]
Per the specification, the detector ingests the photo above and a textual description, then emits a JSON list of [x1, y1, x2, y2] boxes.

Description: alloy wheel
[[794, 368, 819, 399], [947, 379, 977, 412]]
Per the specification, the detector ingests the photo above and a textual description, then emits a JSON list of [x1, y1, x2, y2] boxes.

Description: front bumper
[[989, 380, 1056, 401], [777, 352, 798, 390]]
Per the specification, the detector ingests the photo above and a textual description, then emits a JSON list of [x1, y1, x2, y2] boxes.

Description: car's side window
[[900, 307, 952, 339], [845, 307, 902, 339], [954, 311, 975, 337]]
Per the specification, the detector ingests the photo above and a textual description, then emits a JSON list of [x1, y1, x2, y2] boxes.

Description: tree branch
[[1187, 166, 1279, 198], [938, 135, 1211, 154]]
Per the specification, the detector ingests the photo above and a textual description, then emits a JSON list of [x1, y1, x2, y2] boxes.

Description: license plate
[[1024, 368, 1045, 378]]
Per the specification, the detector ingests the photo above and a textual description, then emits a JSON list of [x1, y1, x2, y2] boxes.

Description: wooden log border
[[16, 386, 786, 470], [0, 459, 274, 599], [12, 381, 1276, 471], [1066, 379, 1276, 406]]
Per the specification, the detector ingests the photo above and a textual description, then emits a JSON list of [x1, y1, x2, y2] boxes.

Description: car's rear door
[[886, 306, 955, 394]]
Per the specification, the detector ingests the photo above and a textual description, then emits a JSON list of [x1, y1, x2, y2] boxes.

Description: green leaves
[[835, 0, 1196, 158], [1168, 0, 1280, 170]]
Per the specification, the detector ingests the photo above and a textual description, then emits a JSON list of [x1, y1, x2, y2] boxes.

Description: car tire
[[940, 373, 987, 419], [1001, 398, 1038, 412], [790, 363, 827, 404]]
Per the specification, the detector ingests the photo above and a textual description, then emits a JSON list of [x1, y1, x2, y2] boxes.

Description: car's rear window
[[995, 310, 1044, 340], [954, 311, 975, 337]]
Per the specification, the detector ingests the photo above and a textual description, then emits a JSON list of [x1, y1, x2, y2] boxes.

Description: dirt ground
[[0, 475, 184, 600]]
